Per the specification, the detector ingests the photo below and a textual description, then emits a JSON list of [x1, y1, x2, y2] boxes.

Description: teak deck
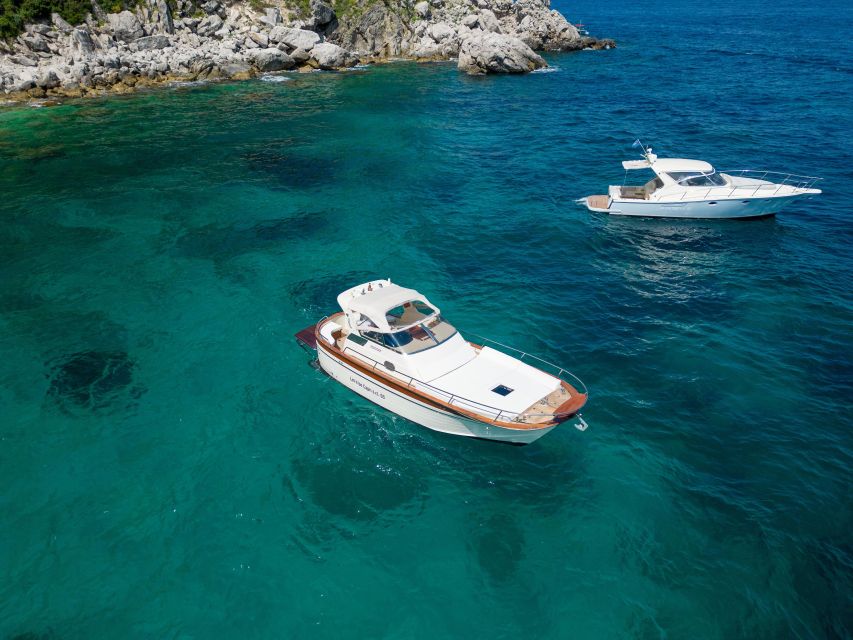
[[587, 195, 610, 210]]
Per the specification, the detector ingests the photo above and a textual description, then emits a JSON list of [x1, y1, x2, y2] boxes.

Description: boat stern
[[581, 194, 612, 213]]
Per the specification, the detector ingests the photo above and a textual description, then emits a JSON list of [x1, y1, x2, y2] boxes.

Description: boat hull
[[587, 194, 815, 219], [610, 197, 787, 219], [316, 345, 557, 445]]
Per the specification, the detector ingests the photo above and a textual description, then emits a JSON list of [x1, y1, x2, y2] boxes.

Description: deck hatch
[[492, 385, 514, 396], [347, 334, 367, 346]]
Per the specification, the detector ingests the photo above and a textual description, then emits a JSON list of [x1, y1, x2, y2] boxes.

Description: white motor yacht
[[581, 142, 821, 219], [296, 280, 589, 445]]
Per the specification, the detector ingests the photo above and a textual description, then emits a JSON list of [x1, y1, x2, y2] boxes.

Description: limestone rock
[[248, 31, 269, 47], [108, 11, 144, 42], [308, 0, 335, 29], [51, 13, 73, 33], [202, 1, 221, 15], [22, 34, 49, 52], [37, 70, 61, 89], [136, 34, 170, 50], [90, 0, 107, 23], [12, 70, 37, 91], [151, 0, 175, 34], [457, 32, 546, 75], [332, 3, 405, 57], [221, 61, 254, 79], [10, 54, 38, 67], [428, 22, 455, 43], [251, 47, 295, 71], [309, 41, 357, 69], [196, 14, 223, 37], [414, 1, 430, 19], [289, 47, 311, 63], [71, 27, 96, 57], [477, 9, 501, 33], [262, 8, 281, 27], [269, 26, 321, 51]]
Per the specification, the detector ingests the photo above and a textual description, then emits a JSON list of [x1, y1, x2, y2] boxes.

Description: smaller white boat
[[296, 280, 589, 445], [581, 142, 821, 219]]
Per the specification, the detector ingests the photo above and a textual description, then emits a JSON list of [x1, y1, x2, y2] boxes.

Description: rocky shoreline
[[0, 0, 614, 103]]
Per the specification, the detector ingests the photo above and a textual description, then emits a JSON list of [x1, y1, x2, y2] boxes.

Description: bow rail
[[328, 325, 587, 426]]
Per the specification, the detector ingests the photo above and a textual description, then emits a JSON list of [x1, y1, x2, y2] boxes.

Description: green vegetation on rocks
[[0, 0, 137, 39]]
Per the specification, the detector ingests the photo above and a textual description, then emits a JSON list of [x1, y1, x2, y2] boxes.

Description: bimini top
[[337, 279, 440, 333], [623, 156, 714, 174], [652, 158, 714, 173]]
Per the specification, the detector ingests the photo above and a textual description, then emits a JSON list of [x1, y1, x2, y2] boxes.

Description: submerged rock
[[457, 32, 546, 74], [46, 350, 142, 414]]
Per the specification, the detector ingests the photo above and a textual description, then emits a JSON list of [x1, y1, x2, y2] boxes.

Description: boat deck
[[521, 382, 586, 424], [295, 324, 318, 349], [587, 194, 610, 210]]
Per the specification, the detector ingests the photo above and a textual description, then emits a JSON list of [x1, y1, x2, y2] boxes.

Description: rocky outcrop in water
[[457, 31, 545, 74], [0, 0, 613, 102]]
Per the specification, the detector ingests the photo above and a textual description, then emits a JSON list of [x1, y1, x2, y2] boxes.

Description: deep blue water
[[0, 0, 851, 637]]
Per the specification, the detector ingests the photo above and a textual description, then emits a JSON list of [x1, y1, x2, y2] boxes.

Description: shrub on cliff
[[0, 0, 137, 39]]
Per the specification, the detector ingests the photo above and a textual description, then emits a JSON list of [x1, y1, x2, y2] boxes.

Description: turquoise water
[[1, 0, 852, 637]]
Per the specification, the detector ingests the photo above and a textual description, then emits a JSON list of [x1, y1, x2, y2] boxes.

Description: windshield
[[385, 300, 437, 330], [363, 315, 458, 355], [667, 171, 727, 187]]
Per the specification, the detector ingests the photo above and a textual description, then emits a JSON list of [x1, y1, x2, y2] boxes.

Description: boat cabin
[[617, 154, 729, 200], [336, 280, 460, 355]]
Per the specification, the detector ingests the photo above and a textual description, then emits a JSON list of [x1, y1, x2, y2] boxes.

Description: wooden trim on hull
[[315, 319, 587, 432]]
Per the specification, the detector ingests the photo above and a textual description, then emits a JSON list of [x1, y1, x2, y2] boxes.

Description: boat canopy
[[651, 158, 714, 173], [623, 157, 715, 174], [338, 280, 440, 333]]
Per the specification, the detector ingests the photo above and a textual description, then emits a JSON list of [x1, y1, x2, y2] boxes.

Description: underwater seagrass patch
[[241, 147, 339, 190], [45, 350, 144, 415], [173, 211, 329, 263], [287, 270, 376, 312]]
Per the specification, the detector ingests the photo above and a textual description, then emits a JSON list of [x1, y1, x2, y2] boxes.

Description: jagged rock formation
[[0, 0, 614, 102], [457, 31, 545, 74]]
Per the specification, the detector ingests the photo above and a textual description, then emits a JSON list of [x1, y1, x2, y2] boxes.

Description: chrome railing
[[463, 331, 588, 397], [331, 326, 587, 425], [674, 170, 821, 201], [721, 170, 822, 189]]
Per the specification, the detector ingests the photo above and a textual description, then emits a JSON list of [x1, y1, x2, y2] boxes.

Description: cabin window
[[383, 331, 413, 348], [362, 331, 384, 346], [386, 300, 437, 330], [667, 171, 727, 187], [361, 330, 413, 351]]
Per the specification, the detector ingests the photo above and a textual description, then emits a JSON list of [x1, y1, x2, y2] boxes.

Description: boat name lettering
[[350, 376, 386, 400]]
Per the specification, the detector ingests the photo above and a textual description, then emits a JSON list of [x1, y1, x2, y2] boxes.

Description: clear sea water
[[1, 0, 851, 637]]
